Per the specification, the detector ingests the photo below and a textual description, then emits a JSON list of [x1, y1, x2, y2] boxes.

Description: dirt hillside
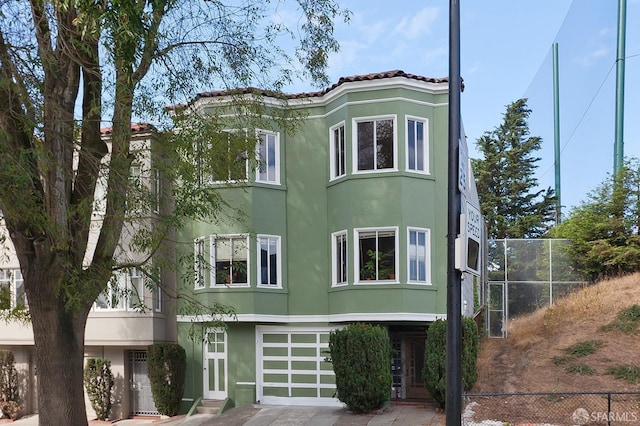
[[474, 273, 640, 393]]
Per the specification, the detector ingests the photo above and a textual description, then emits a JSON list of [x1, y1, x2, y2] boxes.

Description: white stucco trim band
[[177, 312, 446, 323]]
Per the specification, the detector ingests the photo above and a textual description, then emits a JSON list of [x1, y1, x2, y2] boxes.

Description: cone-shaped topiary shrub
[[422, 317, 479, 407], [83, 358, 114, 421], [328, 323, 391, 413], [147, 343, 186, 416], [0, 350, 23, 420]]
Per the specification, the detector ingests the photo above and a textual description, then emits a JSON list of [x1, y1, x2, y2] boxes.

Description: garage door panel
[[256, 326, 342, 407]]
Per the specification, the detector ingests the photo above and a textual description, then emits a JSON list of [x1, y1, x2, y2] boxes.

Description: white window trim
[[329, 121, 346, 181], [257, 234, 282, 289], [331, 230, 348, 287], [211, 234, 250, 288], [255, 129, 280, 185], [405, 115, 430, 175], [353, 226, 399, 284], [93, 267, 146, 312], [407, 227, 432, 285], [351, 115, 397, 175]]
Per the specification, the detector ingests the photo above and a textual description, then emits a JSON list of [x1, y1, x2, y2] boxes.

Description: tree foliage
[[328, 323, 391, 413], [550, 159, 640, 281], [471, 98, 556, 239], [0, 1, 348, 424]]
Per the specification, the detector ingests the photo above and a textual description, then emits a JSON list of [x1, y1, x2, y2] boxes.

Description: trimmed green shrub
[[83, 358, 114, 421], [422, 317, 479, 407], [462, 316, 479, 390], [328, 323, 391, 413], [147, 343, 186, 416], [0, 350, 23, 420]]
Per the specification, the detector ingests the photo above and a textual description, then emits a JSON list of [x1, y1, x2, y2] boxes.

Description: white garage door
[[256, 326, 342, 406]]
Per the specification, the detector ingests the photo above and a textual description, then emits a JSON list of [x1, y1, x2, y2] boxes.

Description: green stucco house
[[175, 70, 481, 409]]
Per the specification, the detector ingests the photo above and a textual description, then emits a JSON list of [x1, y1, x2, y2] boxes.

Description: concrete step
[[196, 399, 224, 415]]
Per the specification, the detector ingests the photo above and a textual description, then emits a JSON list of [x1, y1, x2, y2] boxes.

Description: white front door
[[203, 328, 227, 399]]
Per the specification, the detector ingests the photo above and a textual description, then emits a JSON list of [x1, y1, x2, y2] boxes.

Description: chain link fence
[[463, 392, 640, 425], [487, 239, 587, 338]]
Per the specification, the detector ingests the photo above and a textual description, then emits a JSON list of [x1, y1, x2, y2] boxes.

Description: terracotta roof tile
[[169, 70, 450, 110], [100, 123, 156, 135]]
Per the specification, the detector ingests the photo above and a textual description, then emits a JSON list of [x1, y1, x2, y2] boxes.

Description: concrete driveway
[[11, 403, 445, 426]]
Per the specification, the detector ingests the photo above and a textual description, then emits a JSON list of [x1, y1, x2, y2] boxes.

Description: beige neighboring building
[[0, 124, 177, 419]]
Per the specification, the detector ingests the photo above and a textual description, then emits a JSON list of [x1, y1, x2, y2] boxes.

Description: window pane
[[409, 230, 428, 282], [376, 119, 394, 169], [357, 122, 374, 170], [335, 233, 347, 284], [259, 236, 279, 286], [416, 121, 424, 171], [359, 230, 395, 281], [408, 120, 416, 170], [334, 126, 346, 178]]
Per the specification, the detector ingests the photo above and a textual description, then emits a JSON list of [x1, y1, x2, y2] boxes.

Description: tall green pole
[[553, 43, 561, 224], [613, 0, 626, 175]]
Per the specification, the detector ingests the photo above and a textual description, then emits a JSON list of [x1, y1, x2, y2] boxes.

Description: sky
[[283, 0, 640, 213]]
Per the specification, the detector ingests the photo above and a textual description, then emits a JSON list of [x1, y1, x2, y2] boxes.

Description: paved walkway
[[11, 404, 445, 426]]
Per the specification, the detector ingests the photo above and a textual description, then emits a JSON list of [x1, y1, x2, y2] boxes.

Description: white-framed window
[[353, 116, 396, 172], [331, 231, 348, 286], [406, 117, 429, 173], [213, 235, 249, 287], [0, 269, 25, 310], [194, 236, 210, 289], [330, 122, 346, 180], [94, 267, 145, 311], [256, 130, 280, 184], [355, 227, 398, 283], [213, 130, 248, 182], [153, 269, 162, 312], [153, 168, 161, 213], [257, 235, 281, 288], [408, 228, 431, 284]]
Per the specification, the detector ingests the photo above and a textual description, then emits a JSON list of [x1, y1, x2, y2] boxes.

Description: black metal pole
[[446, 0, 463, 425]]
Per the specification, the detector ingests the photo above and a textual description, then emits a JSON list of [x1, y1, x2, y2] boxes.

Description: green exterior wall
[[177, 75, 454, 406]]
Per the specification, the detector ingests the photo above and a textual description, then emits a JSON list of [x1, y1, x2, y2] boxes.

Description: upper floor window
[[213, 235, 249, 286], [354, 117, 395, 172], [257, 235, 281, 288], [256, 130, 280, 184], [330, 123, 346, 180], [408, 228, 431, 284], [407, 117, 428, 173], [332, 231, 348, 286], [94, 267, 146, 311], [194, 236, 210, 289], [355, 228, 398, 283], [213, 130, 248, 182], [0, 269, 25, 310]]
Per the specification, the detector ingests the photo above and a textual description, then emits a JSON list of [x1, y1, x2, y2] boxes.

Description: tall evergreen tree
[[471, 98, 556, 239]]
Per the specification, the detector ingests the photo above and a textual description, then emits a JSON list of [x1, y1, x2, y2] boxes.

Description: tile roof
[[100, 123, 156, 135], [171, 70, 450, 110]]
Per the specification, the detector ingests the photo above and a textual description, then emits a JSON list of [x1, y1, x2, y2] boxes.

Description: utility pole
[[446, 0, 462, 425], [552, 43, 561, 224], [613, 0, 626, 175]]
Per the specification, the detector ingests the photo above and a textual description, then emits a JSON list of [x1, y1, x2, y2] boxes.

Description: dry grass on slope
[[474, 273, 640, 393]]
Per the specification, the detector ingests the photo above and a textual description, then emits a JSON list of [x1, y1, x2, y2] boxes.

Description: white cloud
[[393, 7, 441, 40]]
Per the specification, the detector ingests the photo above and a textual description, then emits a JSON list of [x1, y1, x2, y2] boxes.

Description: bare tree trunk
[[26, 268, 91, 426]]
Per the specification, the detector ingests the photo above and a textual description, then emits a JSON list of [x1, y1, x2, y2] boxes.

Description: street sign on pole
[[456, 201, 481, 276]]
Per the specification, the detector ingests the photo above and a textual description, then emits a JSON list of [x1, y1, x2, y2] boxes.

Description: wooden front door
[[404, 334, 430, 399]]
